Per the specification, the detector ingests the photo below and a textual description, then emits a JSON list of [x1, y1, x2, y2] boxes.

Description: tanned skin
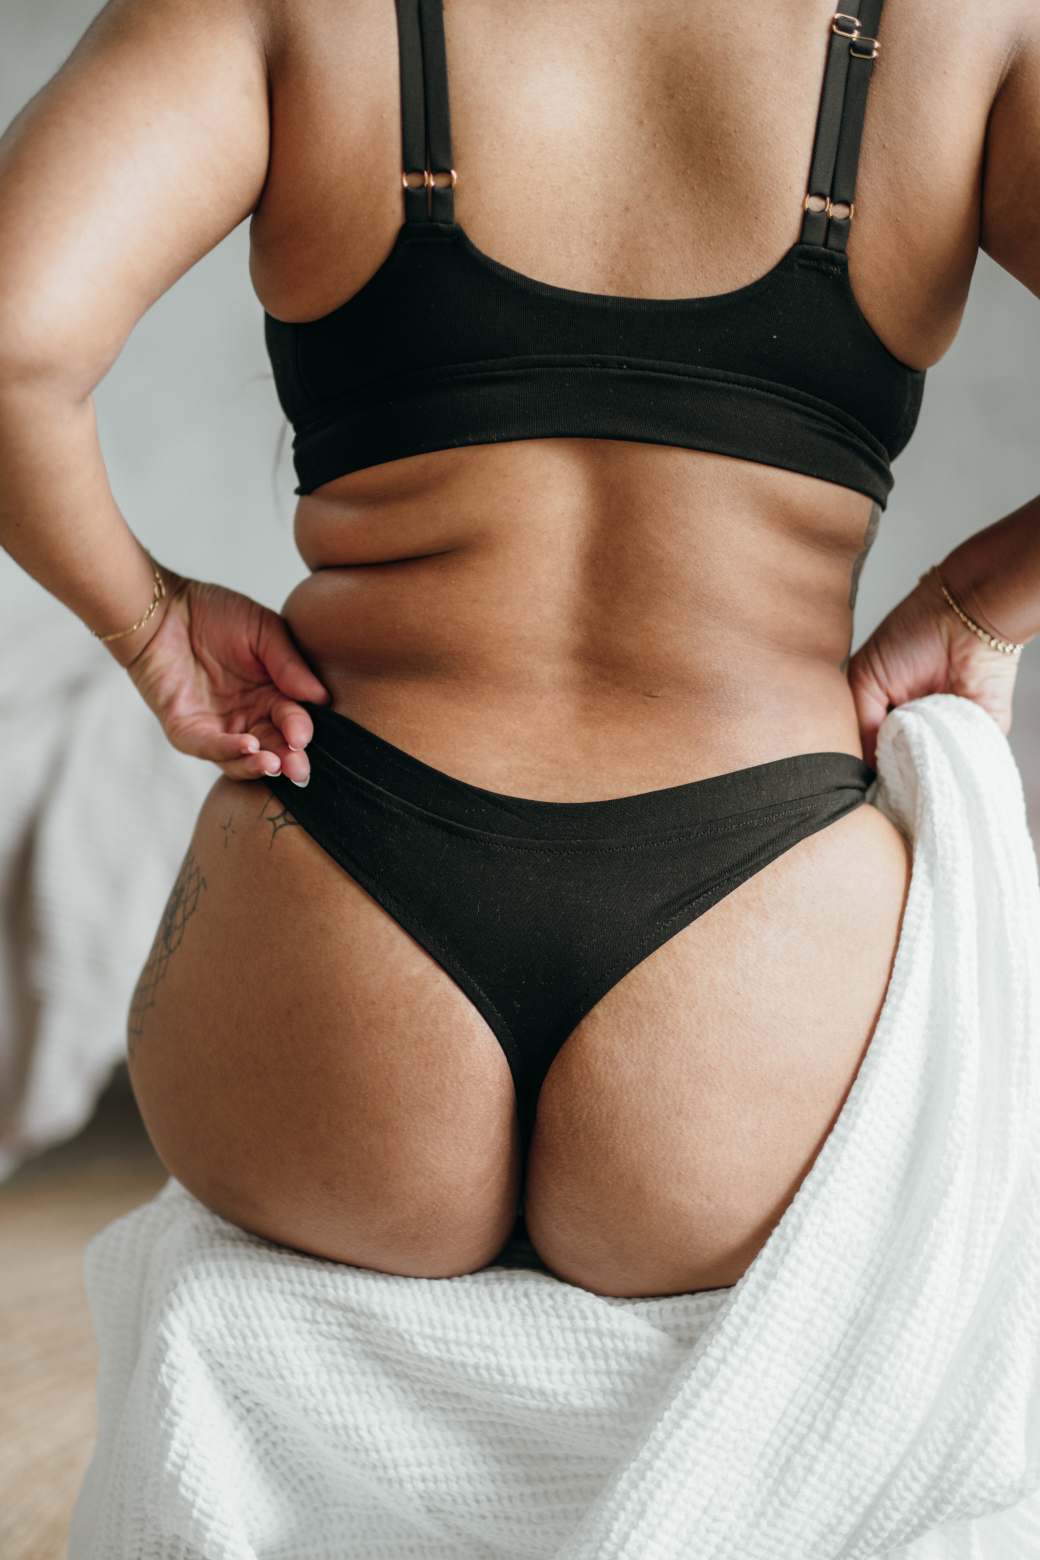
[[1, 0, 1036, 1294]]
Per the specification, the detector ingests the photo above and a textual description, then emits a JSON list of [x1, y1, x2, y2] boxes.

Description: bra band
[[397, 0, 885, 248], [261, 0, 922, 509]]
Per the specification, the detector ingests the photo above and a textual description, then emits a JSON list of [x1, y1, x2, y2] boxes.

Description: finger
[[846, 655, 889, 770], [210, 708, 304, 776], [257, 614, 332, 705], [177, 727, 264, 765], [219, 749, 289, 782], [854, 705, 884, 771], [267, 695, 315, 756], [246, 714, 311, 784]]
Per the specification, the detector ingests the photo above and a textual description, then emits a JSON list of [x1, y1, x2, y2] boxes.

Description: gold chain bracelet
[[921, 565, 1025, 657], [92, 559, 166, 643]]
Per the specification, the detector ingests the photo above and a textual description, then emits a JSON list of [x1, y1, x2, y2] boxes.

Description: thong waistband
[[293, 701, 877, 840]]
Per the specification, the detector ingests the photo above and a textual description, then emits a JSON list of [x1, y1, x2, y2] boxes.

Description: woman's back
[[1, 0, 1034, 1296], [249, 0, 1004, 799]]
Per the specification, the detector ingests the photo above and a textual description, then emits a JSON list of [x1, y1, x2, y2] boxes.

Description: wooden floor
[[0, 1068, 167, 1560]]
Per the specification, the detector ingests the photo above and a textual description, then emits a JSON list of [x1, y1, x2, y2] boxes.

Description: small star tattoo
[[259, 794, 300, 849]]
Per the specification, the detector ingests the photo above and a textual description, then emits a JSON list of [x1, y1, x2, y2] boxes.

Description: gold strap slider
[[802, 192, 855, 222], [831, 12, 881, 59], [401, 167, 458, 191]]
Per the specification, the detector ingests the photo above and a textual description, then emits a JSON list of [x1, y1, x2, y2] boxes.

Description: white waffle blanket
[[69, 692, 1040, 1560]]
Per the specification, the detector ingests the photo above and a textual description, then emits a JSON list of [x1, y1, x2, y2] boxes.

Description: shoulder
[[979, 0, 1040, 293], [69, 0, 273, 72]]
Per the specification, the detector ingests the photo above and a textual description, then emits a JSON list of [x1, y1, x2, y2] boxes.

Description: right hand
[[846, 565, 1025, 770]]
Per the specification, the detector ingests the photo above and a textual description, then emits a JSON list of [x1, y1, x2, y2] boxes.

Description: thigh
[[525, 801, 913, 1296], [126, 775, 520, 1276]]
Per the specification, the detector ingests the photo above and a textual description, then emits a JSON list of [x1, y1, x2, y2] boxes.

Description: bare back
[[250, 0, 1009, 796], [15, 0, 1026, 1292]]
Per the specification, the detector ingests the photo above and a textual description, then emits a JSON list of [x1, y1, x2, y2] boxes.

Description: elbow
[[0, 348, 102, 406], [0, 298, 117, 402]]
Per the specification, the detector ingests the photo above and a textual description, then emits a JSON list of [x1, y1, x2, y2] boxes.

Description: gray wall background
[[3, 0, 1039, 809]]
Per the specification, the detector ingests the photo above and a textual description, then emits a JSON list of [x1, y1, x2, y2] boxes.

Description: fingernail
[[290, 775, 309, 788]]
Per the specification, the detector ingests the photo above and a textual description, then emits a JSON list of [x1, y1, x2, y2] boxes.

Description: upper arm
[[0, 0, 270, 395], [980, 10, 1040, 299]]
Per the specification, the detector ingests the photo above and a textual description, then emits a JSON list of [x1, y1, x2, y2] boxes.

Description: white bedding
[[67, 692, 1040, 1558]]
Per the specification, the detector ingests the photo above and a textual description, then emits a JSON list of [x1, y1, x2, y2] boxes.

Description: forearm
[[938, 490, 1040, 647], [0, 373, 172, 668]]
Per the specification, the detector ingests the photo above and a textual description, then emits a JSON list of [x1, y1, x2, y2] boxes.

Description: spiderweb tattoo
[[839, 501, 881, 676], [849, 501, 881, 614], [127, 848, 207, 1062]]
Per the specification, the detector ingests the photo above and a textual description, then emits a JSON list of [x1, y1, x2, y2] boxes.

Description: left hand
[[119, 564, 332, 784]]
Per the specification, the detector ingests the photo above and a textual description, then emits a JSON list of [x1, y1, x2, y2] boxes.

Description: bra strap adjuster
[[832, 12, 881, 60], [801, 3, 885, 250], [849, 35, 880, 60], [400, 167, 458, 219], [802, 192, 854, 223]]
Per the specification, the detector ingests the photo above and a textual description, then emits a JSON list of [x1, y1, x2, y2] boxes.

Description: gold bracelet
[[920, 565, 1025, 657], [92, 560, 166, 643]]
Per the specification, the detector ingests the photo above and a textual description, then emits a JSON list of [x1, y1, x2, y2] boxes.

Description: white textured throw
[[69, 693, 1040, 1560]]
